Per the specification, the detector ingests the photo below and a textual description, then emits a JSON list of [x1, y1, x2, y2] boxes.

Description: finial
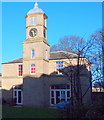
[[34, 1, 38, 8]]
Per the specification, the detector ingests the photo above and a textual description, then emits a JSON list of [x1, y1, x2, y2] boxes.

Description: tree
[[51, 32, 104, 84], [90, 29, 104, 82], [51, 34, 103, 118]]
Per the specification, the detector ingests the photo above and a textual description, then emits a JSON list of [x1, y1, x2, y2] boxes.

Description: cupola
[[27, 2, 44, 15]]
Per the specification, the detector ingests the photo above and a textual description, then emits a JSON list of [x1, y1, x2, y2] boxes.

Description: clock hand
[[31, 30, 35, 37]]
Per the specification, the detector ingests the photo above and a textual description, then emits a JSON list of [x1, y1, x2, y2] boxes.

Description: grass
[[2, 106, 61, 118]]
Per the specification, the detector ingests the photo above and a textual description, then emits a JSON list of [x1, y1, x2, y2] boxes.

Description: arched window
[[31, 49, 35, 59], [30, 64, 36, 74]]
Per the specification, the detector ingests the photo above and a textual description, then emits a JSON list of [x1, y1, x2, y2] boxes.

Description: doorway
[[13, 85, 23, 105], [50, 85, 71, 106]]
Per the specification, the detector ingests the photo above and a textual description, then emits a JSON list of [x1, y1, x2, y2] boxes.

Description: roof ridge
[[50, 51, 77, 55], [51, 51, 68, 53]]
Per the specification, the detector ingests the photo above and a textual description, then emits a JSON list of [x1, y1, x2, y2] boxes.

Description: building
[[92, 81, 104, 92], [2, 2, 92, 107]]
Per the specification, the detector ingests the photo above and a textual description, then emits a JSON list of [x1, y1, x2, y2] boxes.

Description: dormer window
[[31, 49, 35, 59]]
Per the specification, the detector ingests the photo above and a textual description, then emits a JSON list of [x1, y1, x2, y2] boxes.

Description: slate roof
[[50, 51, 77, 60], [2, 51, 78, 64], [2, 58, 23, 64]]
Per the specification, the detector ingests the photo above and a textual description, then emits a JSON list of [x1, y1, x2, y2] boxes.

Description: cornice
[[23, 58, 49, 62], [26, 25, 47, 30], [25, 13, 48, 19], [23, 38, 50, 46], [2, 76, 23, 79], [43, 59, 49, 62]]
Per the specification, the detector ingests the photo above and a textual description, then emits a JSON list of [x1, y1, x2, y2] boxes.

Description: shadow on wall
[[92, 92, 104, 104], [2, 85, 23, 106], [2, 65, 92, 107], [2, 89, 14, 105]]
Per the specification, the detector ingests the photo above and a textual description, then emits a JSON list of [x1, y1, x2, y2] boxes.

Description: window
[[30, 64, 36, 74], [43, 30, 46, 38], [45, 49, 48, 60], [13, 85, 23, 105], [56, 62, 64, 75], [18, 65, 23, 76], [30, 17, 37, 26], [44, 19, 47, 27], [50, 85, 71, 105], [31, 49, 35, 59]]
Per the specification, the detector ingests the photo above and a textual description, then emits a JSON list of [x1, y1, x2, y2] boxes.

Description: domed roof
[[27, 2, 44, 15]]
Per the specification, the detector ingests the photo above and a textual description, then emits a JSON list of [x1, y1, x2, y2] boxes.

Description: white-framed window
[[30, 16, 37, 26], [13, 85, 23, 105], [50, 85, 71, 106], [45, 49, 48, 60], [31, 49, 35, 59], [18, 64, 23, 77], [55, 61, 64, 75], [45, 19, 47, 27], [30, 64, 36, 74]]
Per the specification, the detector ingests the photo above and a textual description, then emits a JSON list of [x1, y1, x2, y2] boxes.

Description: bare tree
[[51, 32, 103, 85], [51, 34, 103, 118], [90, 29, 104, 83]]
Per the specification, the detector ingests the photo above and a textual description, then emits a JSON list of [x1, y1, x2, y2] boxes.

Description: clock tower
[[23, 2, 50, 77]]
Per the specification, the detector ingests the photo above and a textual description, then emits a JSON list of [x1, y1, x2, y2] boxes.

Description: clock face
[[29, 28, 37, 37]]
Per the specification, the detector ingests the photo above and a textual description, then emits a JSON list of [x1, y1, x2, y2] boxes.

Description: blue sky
[[2, 2, 102, 72]]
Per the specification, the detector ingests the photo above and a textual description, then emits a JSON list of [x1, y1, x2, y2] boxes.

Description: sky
[[1, 2, 102, 73]]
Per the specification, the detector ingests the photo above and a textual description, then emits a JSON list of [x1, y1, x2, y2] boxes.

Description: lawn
[[2, 106, 61, 118]]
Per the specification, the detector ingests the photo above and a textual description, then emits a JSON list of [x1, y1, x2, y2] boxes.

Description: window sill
[[55, 74, 64, 76], [30, 73, 36, 75], [56, 74, 64, 76], [17, 76, 23, 77]]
